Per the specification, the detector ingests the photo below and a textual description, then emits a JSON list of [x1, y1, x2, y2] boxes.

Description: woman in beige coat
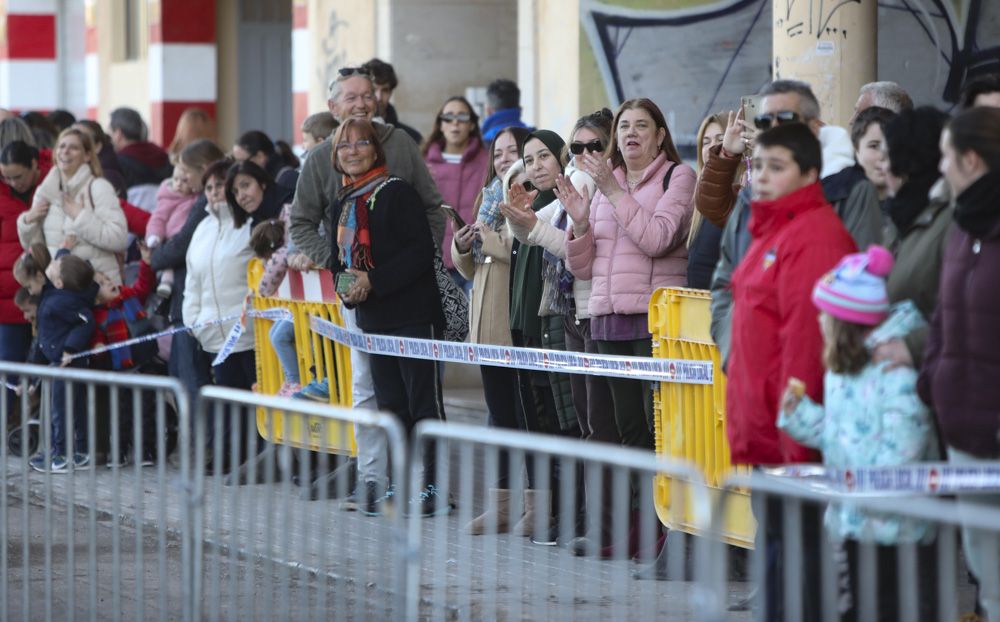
[[17, 128, 128, 284], [450, 126, 530, 534]]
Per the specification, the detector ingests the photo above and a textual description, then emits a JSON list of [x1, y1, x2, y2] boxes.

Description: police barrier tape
[[764, 463, 1000, 495], [59, 308, 294, 366], [308, 314, 714, 384]]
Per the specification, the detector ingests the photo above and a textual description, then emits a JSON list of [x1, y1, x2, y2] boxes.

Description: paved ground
[[3, 453, 749, 620]]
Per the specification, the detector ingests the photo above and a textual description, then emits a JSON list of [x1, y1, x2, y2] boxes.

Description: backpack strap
[[662, 162, 679, 192]]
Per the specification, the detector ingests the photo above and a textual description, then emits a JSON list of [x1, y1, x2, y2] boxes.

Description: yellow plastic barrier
[[649, 287, 755, 548], [248, 259, 356, 454]]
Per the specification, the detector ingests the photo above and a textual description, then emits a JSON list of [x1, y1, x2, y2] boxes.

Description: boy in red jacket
[[725, 123, 856, 620], [92, 243, 158, 466]]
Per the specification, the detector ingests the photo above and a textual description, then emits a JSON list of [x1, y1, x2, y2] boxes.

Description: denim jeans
[[0, 323, 31, 411], [269, 319, 299, 383], [50, 360, 88, 456]]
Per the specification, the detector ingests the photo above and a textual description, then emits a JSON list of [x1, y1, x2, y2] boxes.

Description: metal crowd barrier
[[0, 362, 193, 621], [703, 467, 1000, 622], [192, 386, 409, 620], [407, 420, 714, 621]]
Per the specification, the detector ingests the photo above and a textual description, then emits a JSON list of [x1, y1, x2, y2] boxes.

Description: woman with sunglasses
[[504, 109, 617, 449], [559, 98, 695, 453], [423, 96, 489, 293]]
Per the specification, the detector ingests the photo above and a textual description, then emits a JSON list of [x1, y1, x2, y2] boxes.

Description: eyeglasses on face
[[335, 139, 374, 152], [569, 140, 604, 155], [338, 67, 371, 78], [753, 111, 801, 130], [439, 113, 472, 124]]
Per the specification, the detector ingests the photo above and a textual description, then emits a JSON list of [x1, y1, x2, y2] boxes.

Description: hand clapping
[[554, 175, 592, 237]]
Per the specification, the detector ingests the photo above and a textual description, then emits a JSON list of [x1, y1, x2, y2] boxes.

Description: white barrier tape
[[212, 308, 293, 367], [4, 381, 18, 391], [765, 463, 1000, 495], [309, 315, 714, 384], [64, 308, 293, 364]]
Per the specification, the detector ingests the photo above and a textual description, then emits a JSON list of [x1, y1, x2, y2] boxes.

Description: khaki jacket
[[451, 227, 514, 346]]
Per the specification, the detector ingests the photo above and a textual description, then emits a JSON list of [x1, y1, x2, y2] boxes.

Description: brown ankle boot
[[463, 488, 511, 535]]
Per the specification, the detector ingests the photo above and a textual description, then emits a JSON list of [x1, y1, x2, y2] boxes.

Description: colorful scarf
[[541, 203, 575, 315], [472, 177, 505, 264], [335, 166, 389, 270]]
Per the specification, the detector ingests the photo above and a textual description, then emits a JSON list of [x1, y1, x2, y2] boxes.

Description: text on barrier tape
[[764, 463, 1000, 495], [309, 315, 713, 384]]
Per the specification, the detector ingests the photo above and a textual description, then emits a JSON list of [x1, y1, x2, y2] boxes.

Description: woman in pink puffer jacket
[[558, 98, 695, 451]]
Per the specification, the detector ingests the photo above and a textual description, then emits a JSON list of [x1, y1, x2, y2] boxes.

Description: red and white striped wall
[[292, 0, 310, 149], [84, 0, 99, 120], [0, 0, 58, 112], [147, 0, 217, 147]]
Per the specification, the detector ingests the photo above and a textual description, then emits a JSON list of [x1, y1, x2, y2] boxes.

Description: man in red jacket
[[725, 123, 856, 619]]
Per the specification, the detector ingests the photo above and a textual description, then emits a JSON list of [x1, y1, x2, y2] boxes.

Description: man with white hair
[[289, 66, 447, 516], [852, 81, 913, 121]]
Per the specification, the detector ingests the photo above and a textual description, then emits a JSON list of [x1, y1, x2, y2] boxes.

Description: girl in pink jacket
[[146, 165, 198, 298], [557, 98, 695, 451]]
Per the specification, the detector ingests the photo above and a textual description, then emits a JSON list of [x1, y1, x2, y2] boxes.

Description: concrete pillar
[[147, 0, 217, 147], [772, 0, 876, 127], [0, 0, 59, 112], [84, 0, 99, 120], [292, 0, 309, 146], [519, 0, 583, 138]]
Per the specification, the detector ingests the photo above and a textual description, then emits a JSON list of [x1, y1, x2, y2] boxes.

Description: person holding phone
[[335, 118, 447, 518], [423, 96, 489, 294]]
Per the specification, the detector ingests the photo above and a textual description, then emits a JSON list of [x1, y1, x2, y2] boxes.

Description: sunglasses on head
[[569, 140, 604, 155], [753, 111, 801, 130], [338, 66, 371, 78], [439, 112, 472, 124]]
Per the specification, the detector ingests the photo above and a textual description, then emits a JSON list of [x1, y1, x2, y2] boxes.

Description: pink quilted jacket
[[566, 152, 695, 317]]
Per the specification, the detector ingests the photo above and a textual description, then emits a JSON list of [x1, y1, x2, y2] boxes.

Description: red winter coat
[[0, 149, 52, 324], [725, 182, 856, 465], [424, 137, 489, 269], [91, 260, 154, 369]]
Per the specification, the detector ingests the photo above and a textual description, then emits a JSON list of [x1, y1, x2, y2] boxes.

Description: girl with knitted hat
[[778, 244, 940, 620]]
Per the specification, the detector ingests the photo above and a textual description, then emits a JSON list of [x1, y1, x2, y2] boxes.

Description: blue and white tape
[[63, 308, 293, 365], [212, 308, 293, 366], [764, 463, 1000, 495], [309, 315, 714, 384]]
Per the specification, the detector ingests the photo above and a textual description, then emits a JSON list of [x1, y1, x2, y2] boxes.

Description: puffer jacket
[[425, 137, 490, 269], [147, 178, 198, 242], [565, 152, 695, 317], [726, 182, 857, 465], [508, 161, 595, 320], [182, 201, 255, 354], [17, 165, 129, 285], [0, 149, 51, 324], [694, 144, 742, 228]]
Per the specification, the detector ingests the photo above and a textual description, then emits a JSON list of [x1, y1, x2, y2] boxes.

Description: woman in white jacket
[[17, 128, 128, 284]]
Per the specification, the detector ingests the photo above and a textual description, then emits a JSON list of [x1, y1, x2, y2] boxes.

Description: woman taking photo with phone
[[423, 96, 489, 293], [451, 126, 530, 533]]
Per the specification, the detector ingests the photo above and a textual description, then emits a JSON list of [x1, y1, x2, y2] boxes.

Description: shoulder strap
[[88, 179, 95, 209], [662, 163, 679, 192]]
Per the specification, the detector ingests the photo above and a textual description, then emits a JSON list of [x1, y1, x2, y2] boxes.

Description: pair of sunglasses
[[439, 113, 472, 124], [753, 111, 801, 130], [338, 66, 371, 78], [569, 140, 604, 155]]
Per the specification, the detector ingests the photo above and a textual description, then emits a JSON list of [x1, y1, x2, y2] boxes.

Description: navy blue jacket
[[36, 280, 97, 364]]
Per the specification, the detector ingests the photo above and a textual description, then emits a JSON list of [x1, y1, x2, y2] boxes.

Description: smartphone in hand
[[335, 271, 357, 296], [442, 205, 467, 230]]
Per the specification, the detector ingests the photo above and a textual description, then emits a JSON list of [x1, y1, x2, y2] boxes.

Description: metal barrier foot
[[302, 456, 357, 500]]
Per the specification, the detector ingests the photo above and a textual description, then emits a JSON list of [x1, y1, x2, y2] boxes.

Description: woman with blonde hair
[[167, 108, 217, 164], [687, 111, 746, 289], [16, 128, 128, 284]]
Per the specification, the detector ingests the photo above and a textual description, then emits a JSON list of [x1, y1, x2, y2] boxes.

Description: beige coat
[[17, 165, 128, 284], [451, 226, 514, 346]]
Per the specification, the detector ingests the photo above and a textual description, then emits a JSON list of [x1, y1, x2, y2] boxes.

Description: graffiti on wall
[[581, 0, 1000, 151], [317, 10, 349, 98]]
